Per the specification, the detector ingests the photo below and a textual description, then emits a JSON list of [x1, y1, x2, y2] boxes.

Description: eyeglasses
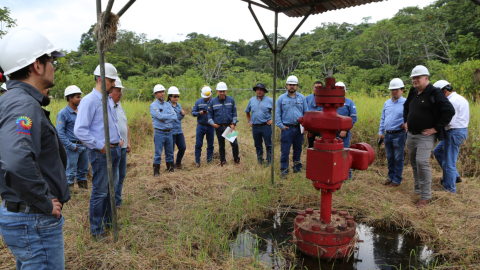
[[50, 58, 58, 69], [172, 95, 179, 98]]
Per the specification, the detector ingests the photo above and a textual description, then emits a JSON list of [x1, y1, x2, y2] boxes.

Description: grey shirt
[[115, 102, 128, 149], [0, 80, 71, 214]]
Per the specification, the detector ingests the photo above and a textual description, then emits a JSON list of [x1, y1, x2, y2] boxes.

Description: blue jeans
[[252, 125, 272, 165], [172, 133, 186, 164], [433, 128, 468, 193], [88, 145, 120, 236], [65, 144, 89, 185], [115, 147, 127, 207], [385, 131, 407, 184], [153, 130, 173, 164], [195, 124, 215, 163], [0, 202, 65, 270], [280, 126, 303, 174]]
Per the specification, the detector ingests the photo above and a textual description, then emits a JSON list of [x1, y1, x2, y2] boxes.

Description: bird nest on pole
[[94, 11, 120, 55]]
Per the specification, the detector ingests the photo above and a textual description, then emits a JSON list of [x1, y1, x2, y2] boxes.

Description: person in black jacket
[[0, 28, 69, 269], [403, 65, 455, 208]]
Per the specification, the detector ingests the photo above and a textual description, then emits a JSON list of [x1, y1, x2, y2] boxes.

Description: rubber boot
[[153, 164, 160, 177], [166, 162, 175, 172]]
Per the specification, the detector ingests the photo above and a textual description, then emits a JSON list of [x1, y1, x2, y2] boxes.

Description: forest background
[[2, 0, 478, 103]]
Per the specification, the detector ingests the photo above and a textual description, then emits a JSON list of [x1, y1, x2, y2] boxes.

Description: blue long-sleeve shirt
[[245, 96, 273, 124], [168, 101, 184, 134], [57, 105, 81, 151], [275, 92, 307, 130], [379, 97, 406, 135], [337, 98, 357, 127], [149, 99, 177, 130], [305, 94, 322, 112], [74, 89, 122, 150], [192, 98, 211, 125], [207, 96, 238, 125]]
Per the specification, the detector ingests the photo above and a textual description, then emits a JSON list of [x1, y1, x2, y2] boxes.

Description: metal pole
[[117, 0, 136, 18], [96, 0, 119, 242], [271, 11, 278, 185], [248, 4, 274, 53], [102, 0, 115, 27]]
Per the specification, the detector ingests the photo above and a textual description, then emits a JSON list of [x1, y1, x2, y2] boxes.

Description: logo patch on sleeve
[[16, 116, 32, 135]]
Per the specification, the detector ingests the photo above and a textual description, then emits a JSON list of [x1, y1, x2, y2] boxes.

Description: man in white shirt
[[432, 80, 469, 194]]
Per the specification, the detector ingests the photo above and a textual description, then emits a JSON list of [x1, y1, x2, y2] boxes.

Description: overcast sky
[[4, 0, 434, 52]]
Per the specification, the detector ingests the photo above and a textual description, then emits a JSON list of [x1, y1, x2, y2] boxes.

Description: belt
[[409, 131, 422, 135], [386, 130, 404, 134], [110, 143, 119, 147], [284, 124, 299, 127], [71, 140, 83, 144], [197, 123, 210, 127], [5, 201, 44, 214], [218, 124, 231, 127], [155, 128, 172, 132], [253, 123, 268, 126]]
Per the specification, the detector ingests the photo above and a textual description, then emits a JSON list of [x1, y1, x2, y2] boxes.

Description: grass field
[[0, 95, 479, 269]]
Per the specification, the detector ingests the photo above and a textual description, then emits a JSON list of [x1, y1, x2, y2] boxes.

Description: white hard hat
[[388, 78, 405, 90], [114, 78, 124, 89], [93, 63, 119, 80], [335, 81, 348, 92], [168, 86, 180, 95], [1, 83, 7, 91], [64, 85, 83, 97], [410, 65, 430, 77], [216, 82, 228, 91], [153, 84, 166, 93], [0, 27, 65, 75], [201, 86, 212, 98], [433, 80, 451, 90], [286, 75, 299, 85]]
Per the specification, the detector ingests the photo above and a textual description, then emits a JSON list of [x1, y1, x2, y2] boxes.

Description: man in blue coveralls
[[305, 81, 323, 148], [150, 84, 178, 176], [57, 85, 88, 189], [378, 78, 407, 187], [245, 83, 273, 165], [334, 81, 357, 179], [275, 75, 308, 178], [208, 82, 240, 166], [192, 86, 215, 168]]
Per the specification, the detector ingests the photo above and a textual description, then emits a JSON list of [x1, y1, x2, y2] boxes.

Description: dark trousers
[[172, 133, 186, 164], [307, 132, 321, 148], [195, 124, 215, 163], [215, 125, 239, 163], [280, 126, 303, 174], [252, 125, 272, 165]]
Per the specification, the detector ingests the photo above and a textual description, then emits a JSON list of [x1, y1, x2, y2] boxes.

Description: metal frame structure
[[240, 0, 392, 184], [245, 2, 314, 185], [95, 0, 136, 242]]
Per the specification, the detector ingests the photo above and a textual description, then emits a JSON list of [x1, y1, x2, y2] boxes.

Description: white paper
[[300, 124, 304, 134], [222, 126, 239, 143]]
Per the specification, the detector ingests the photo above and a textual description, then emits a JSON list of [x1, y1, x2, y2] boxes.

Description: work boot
[[78, 181, 88, 189], [234, 158, 240, 165], [153, 164, 160, 177], [175, 163, 183, 170], [456, 177, 462, 183], [166, 162, 175, 172], [220, 161, 227, 167], [416, 199, 430, 208], [195, 163, 200, 168]]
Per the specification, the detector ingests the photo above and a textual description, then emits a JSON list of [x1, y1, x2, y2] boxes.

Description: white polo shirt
[[445, 92, 469, 130]]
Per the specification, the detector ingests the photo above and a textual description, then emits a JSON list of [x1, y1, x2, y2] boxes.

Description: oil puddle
[[230, 212, 433, 269]]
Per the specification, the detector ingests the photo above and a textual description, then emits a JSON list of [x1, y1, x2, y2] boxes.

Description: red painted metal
[[294, 77, 375, 259]]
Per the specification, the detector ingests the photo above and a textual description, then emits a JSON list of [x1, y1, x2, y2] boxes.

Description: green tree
[[0, 7, 17, 38]]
